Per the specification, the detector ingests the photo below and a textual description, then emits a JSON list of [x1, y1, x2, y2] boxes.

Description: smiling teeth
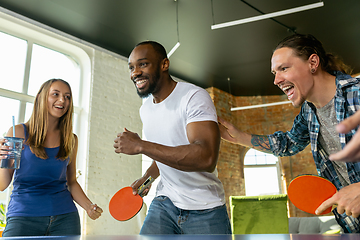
[[282, 86, 292, 91], [136, 79, 147, 84]]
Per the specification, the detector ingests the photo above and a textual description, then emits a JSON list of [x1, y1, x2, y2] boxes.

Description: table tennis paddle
[[288, 175, 337, 215], [109, 176, 155, 221]]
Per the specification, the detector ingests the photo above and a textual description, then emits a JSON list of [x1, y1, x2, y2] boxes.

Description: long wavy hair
[[274, 34, 352, 75], [26, 79, 75, 160]]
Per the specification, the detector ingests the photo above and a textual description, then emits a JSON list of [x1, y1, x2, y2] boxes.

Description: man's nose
[[131, 67, 142, 80], [273, 73, 283, 86]]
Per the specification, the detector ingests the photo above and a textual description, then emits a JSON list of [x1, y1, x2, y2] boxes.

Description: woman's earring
[[311, 68, 316, 73]]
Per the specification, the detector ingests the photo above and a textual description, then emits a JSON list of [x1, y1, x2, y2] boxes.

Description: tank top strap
[[21, 123, 29, 141]]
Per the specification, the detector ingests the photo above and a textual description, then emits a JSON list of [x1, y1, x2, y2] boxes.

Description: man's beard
[[136, 68, 161, 99], [137, 81, 156, 98], [292, 95, 306, 108]]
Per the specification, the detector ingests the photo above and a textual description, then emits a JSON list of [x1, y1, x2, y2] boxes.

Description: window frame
[[243, 148, 283, 196]]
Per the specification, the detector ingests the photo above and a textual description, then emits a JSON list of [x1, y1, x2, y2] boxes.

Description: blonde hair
[[26, 79, 75, 160]]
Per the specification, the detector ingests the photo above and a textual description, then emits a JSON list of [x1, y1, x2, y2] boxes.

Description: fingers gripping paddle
[[288, 175, 337, 215], [109, 176, 155, 221]]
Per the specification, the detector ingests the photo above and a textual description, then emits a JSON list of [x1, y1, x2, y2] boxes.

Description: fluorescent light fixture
[[211, 2, 324, 30], [167, 42, 180, 58], [231, 101, 291, 111]]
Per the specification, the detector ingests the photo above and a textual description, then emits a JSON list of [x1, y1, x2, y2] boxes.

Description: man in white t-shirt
[[113, 41, 231, 234]]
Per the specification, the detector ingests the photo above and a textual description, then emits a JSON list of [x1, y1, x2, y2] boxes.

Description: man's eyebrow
[[128, 58, 148, 65], [270, 63, 282, 74], [273, 64, 283, 71]]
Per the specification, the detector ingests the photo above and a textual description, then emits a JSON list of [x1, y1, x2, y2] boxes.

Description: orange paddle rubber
[[109, 187, 143, 221], [109, 176, 155, 221], [288, 175, 337, 215]]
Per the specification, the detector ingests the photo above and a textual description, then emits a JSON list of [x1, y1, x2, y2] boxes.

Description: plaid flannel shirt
[[268, 72, 360, 233]]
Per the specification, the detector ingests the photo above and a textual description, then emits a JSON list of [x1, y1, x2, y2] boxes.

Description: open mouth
[[135, 78, 148, 89], [281, 85, 295, 100], [54, 105, 64, 110]]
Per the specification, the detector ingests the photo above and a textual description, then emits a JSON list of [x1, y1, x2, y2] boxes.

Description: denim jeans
[[2, 211, 80, 237], [140, 195, 232, 234]]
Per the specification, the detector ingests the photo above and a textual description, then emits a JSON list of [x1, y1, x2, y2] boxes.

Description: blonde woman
[[0, 79, 102, 237]]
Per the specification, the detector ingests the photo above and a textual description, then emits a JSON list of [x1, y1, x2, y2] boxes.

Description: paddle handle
[[137, 176, 155, 197]]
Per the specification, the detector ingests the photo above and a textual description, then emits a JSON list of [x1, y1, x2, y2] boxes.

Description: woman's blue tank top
[[6, 124, 77, 217]]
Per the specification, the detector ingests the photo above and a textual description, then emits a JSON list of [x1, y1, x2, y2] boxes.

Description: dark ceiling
[[0, 0, 359, 96]]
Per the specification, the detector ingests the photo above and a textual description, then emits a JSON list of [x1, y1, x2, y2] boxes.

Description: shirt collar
[[334, 71, 359, 89]]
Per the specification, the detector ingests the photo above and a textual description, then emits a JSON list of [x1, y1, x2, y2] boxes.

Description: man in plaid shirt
[[218, 34, 360, 233]]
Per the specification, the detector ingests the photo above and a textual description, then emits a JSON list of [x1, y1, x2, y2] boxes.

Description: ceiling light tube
[[167, 42, 180, 58], [231, 100, 291, 111], [211, 2, 324, 30]]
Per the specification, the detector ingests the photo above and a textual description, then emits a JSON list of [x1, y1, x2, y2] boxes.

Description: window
[[0, 31, 27, 93], [244, 148, 282, 196], [0, 12, 91, 224]]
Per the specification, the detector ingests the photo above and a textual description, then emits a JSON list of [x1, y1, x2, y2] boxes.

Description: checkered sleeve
[[269, 106, 311, 157]]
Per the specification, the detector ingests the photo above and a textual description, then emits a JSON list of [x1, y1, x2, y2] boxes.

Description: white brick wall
[[84, 50, 143, 235]]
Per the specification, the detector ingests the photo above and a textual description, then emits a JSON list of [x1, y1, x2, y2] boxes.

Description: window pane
[[0, 97, 20, 137], [28, 44, 80, 105], [0, 31, 27, 92], [0, 188, 8, 205], [73, 113, 78, 134], [244, 148, 278, 165], [264, 154, 277, 164], [244, 166, 280, 196], [244, 153, 257, 165], [25, 102, 34, 123]]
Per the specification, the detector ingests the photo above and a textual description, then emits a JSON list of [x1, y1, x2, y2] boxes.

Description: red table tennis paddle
[[109, 176, 155, 221], [288, 175, 337, 215]]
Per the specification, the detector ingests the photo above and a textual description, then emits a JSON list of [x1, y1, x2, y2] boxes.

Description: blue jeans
[[140, 195, 232, 234], [2, 211, 80, 237]]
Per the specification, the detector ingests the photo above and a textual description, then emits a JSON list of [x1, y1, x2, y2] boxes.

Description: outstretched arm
[[218, 117, 272, 154], [114, 120, 220, 173], [67, 134, 103, 220]]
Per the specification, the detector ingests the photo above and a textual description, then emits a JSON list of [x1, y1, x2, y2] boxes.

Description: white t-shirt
[[140, 82, 226, 210]]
